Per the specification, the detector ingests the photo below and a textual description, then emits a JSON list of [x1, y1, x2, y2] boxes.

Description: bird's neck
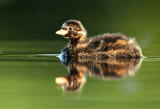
[[69, 35, 86, 47]]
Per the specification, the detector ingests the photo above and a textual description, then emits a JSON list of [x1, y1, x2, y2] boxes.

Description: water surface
[[0, 0, 160, 108], [0, 46, 160, 109]]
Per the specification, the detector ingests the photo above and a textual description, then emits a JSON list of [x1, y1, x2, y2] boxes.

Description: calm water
[[0, 40, 159, 109], [1, 0, 160, 108]]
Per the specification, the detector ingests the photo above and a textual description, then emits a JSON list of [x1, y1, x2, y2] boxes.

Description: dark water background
[[0, 0, 160, 109]]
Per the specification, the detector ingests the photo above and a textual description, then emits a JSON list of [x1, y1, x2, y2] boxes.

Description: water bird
[[56, 20, 143, 58]]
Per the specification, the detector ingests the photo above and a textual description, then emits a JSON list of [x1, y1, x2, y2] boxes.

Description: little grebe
[[56, 20, 143, 58]]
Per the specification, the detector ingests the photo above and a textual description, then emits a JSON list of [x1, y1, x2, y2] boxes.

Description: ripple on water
[[143, 56, 160, 61]]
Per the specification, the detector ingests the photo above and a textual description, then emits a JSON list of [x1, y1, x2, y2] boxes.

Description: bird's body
[[56, 20, 143, 58]]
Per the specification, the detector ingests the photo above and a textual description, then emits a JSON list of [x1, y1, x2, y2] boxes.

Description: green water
[[0, 40, 159, 109], [0, 0, 160, 109]]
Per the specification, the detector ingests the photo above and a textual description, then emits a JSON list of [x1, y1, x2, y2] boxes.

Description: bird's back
[[76, 33, 143, 58]]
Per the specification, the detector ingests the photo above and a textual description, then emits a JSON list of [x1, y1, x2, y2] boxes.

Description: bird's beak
[[56, 29, 68, 35], [55, 77, 68, 85]]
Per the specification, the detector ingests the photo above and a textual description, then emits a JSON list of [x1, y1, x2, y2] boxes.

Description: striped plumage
[[56, 20, 143, 58]]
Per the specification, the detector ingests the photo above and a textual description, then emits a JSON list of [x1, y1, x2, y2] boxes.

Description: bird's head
[[56, 20, 87, 43]]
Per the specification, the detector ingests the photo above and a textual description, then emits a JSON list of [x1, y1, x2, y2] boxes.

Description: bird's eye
[[69, 27, 73, 31]]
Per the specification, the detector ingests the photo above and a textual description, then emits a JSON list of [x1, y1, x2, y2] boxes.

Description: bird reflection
[[55, 57, 142, 92]]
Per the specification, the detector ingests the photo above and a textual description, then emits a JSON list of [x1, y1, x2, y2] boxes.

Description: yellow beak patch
[[56, 29, 68, 35]]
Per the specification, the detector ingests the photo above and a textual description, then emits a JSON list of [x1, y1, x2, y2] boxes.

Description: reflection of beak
[[55, 77, 68, 85], [56, 29, 68, 35]]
